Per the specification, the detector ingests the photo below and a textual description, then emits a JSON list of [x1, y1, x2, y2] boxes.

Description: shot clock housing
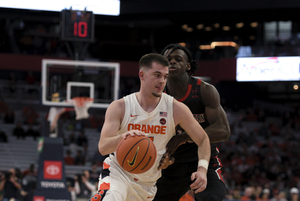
[[61, 9, 94, 42]]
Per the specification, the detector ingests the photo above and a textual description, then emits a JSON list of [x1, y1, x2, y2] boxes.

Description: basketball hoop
[[71, 97, 94, 120]]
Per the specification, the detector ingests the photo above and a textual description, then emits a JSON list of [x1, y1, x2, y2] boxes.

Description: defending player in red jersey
[[154, 44, 231, 201]]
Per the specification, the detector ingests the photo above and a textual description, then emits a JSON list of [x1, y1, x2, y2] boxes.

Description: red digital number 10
[[73, 22, 88, 37]]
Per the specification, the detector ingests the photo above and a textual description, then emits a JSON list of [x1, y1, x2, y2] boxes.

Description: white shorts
[[98, 156, 157, 201]]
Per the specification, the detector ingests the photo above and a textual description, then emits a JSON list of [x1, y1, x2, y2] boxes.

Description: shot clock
[[61, 9, 94, 42]]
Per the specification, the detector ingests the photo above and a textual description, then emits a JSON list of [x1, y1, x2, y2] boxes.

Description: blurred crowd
[[0, 162, 102, 201], [219, 101, 300, 201]]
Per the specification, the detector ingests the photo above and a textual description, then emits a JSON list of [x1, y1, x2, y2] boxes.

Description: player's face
[[163, 49, 190, 76], [141, 62, 169, 97]]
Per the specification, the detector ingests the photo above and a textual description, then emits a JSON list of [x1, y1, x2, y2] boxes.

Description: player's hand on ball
[[190, 167, 207, 194], [158, 153, 174, 170], [122, 130, 145, 139]]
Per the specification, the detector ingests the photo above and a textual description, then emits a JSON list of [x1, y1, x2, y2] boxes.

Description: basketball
[[116, 135, 157, 174]]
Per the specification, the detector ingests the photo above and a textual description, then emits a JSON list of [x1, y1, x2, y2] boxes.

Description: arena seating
[[0, 118, 101, 177]]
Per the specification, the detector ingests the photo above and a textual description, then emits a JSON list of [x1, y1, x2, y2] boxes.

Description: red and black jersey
[[165, 76, 219, 162]]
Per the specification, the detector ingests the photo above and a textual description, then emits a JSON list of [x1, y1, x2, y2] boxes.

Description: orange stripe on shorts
[[103, 162, 110, 170], [99, 182, 110, 190]]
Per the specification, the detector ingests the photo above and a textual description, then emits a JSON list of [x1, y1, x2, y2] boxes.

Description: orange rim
[[72, 97, 94, 107]]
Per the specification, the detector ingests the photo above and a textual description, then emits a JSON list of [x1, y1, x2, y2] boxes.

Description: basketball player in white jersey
[[89, 53, 211, 201]]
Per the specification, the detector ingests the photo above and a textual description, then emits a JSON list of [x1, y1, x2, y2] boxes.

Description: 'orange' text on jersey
[[128, 124, 166, 134]]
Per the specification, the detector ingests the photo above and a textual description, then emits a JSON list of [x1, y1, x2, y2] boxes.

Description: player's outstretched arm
[[173, 100, 211, 193], [201, 82, 231, 143], [98, 99, 144, 156], [158, 133, 188, 170]]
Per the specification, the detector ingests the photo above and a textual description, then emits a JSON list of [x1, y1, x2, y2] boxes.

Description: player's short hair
[[161, 43, 199, 76], [139, 53, 169, 70]]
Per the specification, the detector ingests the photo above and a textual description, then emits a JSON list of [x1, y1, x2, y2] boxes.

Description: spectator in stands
[[290, 187, 299, 201], [268, 122, 281, 136], [0, 168, 22, 201], [88, 161, 101, 184], [280, 122, 296, 139], [22, 164, 37, 177], [75, 121, 84, 131], [225, 194, 234, 201], [92, 150, 107, 167], [256, 108, 266, 122], [25, 125, 40, 140], [232, 121, 248, 136], [25, 71, 39, 94], [66, 122, 75, 131], [0, 98, 8, 118], [8, 72, 17, 93], [67, 181, 77, 201], [231, 187, 242, 200], [258, 123, 271, 140], [13, 121, 26, 140], [21, 167, 37, 201], [0, 129, 7, 143], [74, 150, 85, 166], [64, 149, 75, 165], [14, 167, 27, 200], [14, 168, 23, 182], [67, 136, 78, 159], [88, 114, 104, 130], [76, 131, 88, 152], [74, 170, 96, 201], [25, 71, 36, 85], [253, 185, 263, 200], [22, 106, 39, 125], [245, 107, 258, 121], [67, 132, 76, 145], [32, 128, 40, 140], [4, 108, 15, 124], [240, 186, 255, 200], [261, 188, 271, 201], [270, 190, 287, 201]]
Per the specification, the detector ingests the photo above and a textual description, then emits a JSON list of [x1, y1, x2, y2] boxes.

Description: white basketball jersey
[[110, 92, 176, 183]]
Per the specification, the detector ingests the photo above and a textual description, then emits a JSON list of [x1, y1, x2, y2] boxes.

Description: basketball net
[[71, 97, 94, 120]]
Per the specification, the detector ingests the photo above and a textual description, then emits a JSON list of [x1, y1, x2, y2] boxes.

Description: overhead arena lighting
[[199, 41, 237, 50], [0, 0, 120, 16]]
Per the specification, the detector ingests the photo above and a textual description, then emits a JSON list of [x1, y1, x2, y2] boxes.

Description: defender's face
[[163, 49, 190, 76]]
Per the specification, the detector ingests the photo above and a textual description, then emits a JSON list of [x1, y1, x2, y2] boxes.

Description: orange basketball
[[116, 135, 157, 174]]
